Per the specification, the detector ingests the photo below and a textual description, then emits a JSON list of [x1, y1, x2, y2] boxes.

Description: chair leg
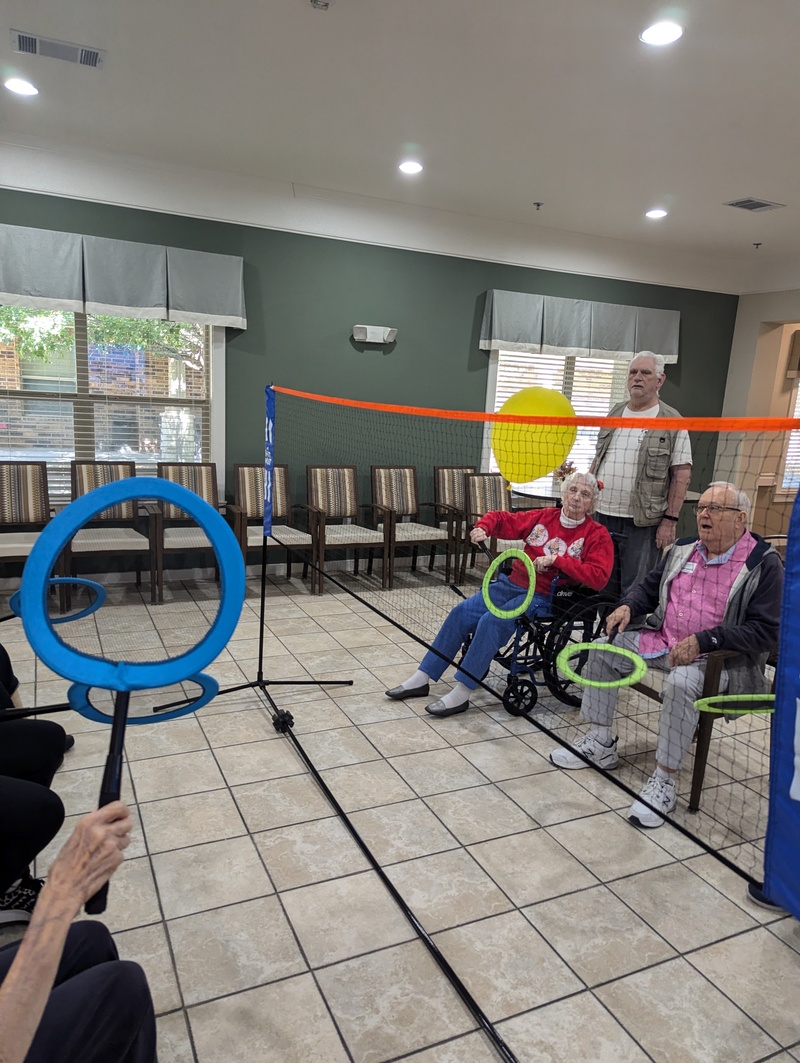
[[411, 546, 418, 572], [689, 712, 720, 812], [135, 556, 142, 589], [428, 546, 436, 572]]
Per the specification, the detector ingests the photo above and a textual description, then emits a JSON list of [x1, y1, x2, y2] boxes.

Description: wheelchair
[[479, 576, 617, 716]]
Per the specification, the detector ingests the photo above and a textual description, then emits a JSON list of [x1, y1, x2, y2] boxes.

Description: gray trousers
[[595, 513, 662, 597], [580, 630, 727, 772]]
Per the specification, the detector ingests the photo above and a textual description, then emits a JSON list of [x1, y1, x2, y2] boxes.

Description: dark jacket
[[620, 533, 782, 694]]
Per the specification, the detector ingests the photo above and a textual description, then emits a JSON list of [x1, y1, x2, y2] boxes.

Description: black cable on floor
[[271, 705, 521, 1063]]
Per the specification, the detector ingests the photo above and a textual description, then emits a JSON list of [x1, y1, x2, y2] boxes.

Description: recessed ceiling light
[[399, 160, 423, 175], [645, 208, 669, 219], [640, 21, 683, 46], [4, 77, 38, 96]]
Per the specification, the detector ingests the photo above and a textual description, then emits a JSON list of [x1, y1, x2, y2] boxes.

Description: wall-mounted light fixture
[[352, 325, 397, 344]]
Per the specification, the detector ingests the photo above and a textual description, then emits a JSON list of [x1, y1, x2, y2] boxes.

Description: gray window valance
[[0, 223, 247, 329], [480, 289, 679, 363]]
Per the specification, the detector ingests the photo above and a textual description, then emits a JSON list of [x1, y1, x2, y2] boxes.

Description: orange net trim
[[273, 385, 800, 433]]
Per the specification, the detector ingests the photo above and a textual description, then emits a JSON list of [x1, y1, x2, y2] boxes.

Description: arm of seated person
[[0, 802, 132, 1063]]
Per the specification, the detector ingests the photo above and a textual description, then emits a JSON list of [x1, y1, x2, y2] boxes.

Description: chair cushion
[[0, 531, 40, 557], [381, 522, 449, 544], [322, 524, 385, 546], [163, 528, 212, 549], [71, 528, 150, 553], [246, 524, 312, 548]]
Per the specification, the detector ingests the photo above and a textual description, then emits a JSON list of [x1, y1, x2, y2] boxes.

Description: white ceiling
[[1, 0, 799, 290]]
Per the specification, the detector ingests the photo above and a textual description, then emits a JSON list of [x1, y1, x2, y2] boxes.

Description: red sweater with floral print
[[475, 508, 613, 596]]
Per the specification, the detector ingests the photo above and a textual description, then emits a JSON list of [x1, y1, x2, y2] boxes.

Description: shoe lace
[[642, 774, 673, 805]]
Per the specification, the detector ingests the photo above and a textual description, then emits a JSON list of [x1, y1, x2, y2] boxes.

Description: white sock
[[589, 725, 613, 746], [655, 766, 673, 783], [401, 670, 430, 690], [437, 682, 471, 709]]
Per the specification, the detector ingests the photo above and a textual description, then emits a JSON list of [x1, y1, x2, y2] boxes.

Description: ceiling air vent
[[10, 29, 106, 69], [724, 197, 786, 213]]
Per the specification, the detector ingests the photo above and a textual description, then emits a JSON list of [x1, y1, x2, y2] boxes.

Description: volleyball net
[[271, 384, 799, 885]]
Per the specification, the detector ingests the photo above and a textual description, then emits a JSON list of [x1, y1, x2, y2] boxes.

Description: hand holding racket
[[44, 803, 132, 916]]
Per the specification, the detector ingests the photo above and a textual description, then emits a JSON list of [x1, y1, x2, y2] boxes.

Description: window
[[484, 350, 629, 496], [0, 308, 221, 500], [781, 385, 800, 490]]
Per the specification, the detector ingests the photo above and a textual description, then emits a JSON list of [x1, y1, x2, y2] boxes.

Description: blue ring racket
[[19, 478, 245, 912]]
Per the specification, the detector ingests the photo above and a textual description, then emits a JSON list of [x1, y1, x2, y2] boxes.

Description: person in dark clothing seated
[[550, 481, 782, 828], [0, 642, 74, 922], [385, 471, 614, 717], [0, 802, 157, 1063]]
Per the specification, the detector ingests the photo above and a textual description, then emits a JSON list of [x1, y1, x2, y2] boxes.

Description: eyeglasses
[[692, 503, 742, 516]]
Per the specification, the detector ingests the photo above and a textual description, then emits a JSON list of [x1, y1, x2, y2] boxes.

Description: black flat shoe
[[426, 698, 469, 718], [64, 735, 75, 753], [385, 684, 430, 700]]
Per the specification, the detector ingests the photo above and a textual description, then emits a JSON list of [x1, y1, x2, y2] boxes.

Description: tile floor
[[2, 572, 799, 1063]]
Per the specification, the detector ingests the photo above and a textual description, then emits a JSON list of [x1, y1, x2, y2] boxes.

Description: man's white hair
[[707, 481, 752, 518], [630, 351, 666, 375]]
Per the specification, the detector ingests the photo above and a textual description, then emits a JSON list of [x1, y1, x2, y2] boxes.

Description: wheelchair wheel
[[502, 676, 538, 716], [543, 594, 616, 707]]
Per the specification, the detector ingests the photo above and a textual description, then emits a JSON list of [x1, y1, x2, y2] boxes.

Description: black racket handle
[[85, 691, 129, 916], [477, 540, 494, 562], [83, 787, 120, 914]]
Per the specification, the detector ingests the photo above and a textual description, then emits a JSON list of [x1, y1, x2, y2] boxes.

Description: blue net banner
[[264, 385, 275, 536], [764, 490, 800, 918]]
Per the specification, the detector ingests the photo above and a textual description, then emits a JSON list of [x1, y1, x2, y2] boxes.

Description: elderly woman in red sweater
[[385, 471, 614, 717]]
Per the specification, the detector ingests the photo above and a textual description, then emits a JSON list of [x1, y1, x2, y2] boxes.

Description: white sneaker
[[550, 733, 619, 770], [628, 773, 677, 828]]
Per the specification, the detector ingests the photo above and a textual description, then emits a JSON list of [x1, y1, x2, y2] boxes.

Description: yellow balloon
[[491, 387, 577, 483]]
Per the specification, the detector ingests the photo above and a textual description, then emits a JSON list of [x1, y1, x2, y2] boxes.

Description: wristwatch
[[662, 514, 679, 522]]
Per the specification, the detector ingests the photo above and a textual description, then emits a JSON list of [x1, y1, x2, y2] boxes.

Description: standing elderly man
[[592, 352, 692, 595], [550, 482, 782, 828]]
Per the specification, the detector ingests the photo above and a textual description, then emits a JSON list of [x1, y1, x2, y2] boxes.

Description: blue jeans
[[420, 573, 550, 691]]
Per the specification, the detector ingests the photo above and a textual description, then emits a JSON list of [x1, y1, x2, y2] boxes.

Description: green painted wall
[[0, 188, 739, 500]]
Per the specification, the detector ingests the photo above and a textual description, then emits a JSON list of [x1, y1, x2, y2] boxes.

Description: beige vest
[[594, 398, 684, 527]]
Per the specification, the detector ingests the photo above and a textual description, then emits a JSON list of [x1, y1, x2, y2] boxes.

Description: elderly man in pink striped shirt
[[549, 481, 782, 828]]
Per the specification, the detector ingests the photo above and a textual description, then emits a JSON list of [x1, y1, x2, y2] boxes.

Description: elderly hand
[[534, 554, 555, 571], [605, 604, 631, 636], [655, 519, 678, 550], [668, 635, 700, 667], [43, 802, 132, 915], [469, 527, 488, 545]]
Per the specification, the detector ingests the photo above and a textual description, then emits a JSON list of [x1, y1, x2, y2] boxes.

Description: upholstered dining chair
[[433, 465, 476, 578], [66, 461, 157, 604], [458, 472, 513, 582], [0, 461, 58, 583], [371, 465, 457, 585], [155, 462, 223, 603], [230, 463, 318, 590], [306, 465, 391, 594]]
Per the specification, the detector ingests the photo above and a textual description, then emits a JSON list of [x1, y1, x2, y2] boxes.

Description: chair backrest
[[307, 465, 359, 520], [234, 463, 290, 522], [157, 462, 219, 518], [464, 472, 510, 521], [434, 466, 476, 515], [71, 461, 137, 521], [371, 466, 418, 518], [0, 462, 51, 526]]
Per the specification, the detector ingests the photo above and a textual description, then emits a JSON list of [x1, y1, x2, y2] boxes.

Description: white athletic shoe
[[628, 773, 677, 829], [549, 733, 619, 770]]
